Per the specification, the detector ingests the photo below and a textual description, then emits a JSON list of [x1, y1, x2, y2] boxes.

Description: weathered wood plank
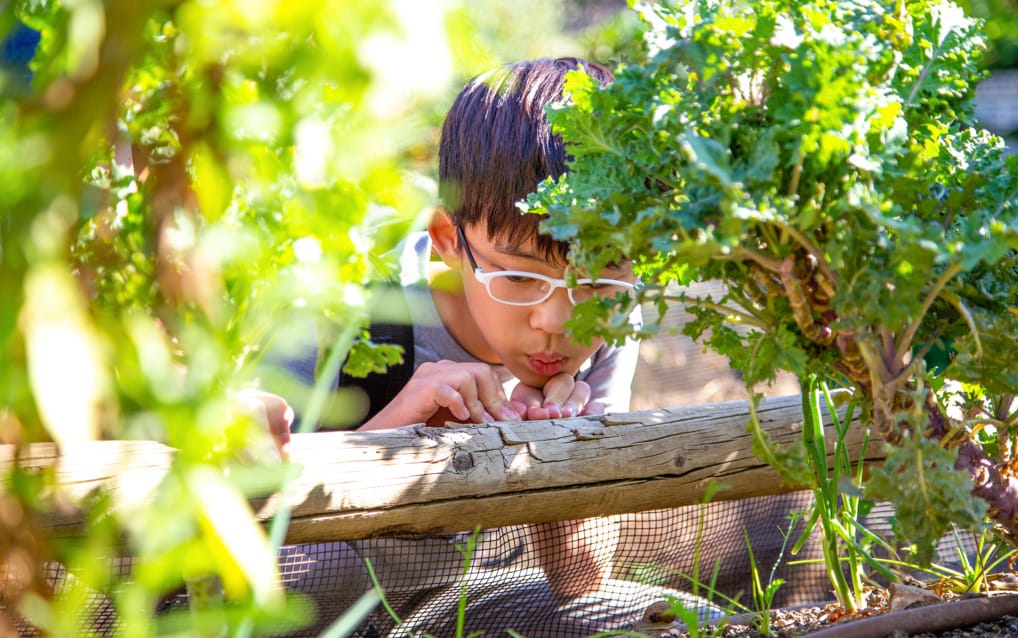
[[1, 395, 881, 543]]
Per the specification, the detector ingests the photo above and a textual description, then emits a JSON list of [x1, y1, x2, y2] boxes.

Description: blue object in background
[[1, 21, 40, 95], [2, 22, 40, 66]]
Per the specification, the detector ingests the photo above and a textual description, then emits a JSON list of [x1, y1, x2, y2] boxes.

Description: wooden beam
[[1, 395, 880, 543]]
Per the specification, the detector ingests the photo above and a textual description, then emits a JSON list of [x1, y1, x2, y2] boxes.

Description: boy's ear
[[428, 209, 461, 266]]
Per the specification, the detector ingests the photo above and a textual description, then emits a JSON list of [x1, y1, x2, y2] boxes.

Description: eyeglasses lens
[[487, 273, 629, 305], [569, 282, 630, 303], [487, 273, 550, 304]]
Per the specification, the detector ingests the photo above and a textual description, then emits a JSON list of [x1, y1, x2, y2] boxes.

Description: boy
[[262, 57, 639, 445], [251, 57, 648, 632]]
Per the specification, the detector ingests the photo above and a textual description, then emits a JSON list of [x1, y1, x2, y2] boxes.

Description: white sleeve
[[576, 321, 641, 414]]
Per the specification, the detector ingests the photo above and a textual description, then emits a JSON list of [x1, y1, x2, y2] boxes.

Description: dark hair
[[438, 57, 614, 263]]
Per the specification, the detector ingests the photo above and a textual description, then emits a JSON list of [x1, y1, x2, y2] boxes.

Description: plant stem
[[895, 263, 962, 364], [662, 294, 770, 329], [801, 375, 871, 611], [455, 529, 480, 638], [766, 219, 838, 287]]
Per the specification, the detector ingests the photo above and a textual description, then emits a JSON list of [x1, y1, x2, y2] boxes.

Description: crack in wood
[[525, 441, 544, 462], [571, 427, 607, 441]]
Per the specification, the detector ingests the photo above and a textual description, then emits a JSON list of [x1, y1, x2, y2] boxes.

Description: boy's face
[[447, 222, 636, 388]]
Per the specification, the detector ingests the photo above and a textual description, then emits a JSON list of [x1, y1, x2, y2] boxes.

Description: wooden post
[[2, 395, 879, 543]]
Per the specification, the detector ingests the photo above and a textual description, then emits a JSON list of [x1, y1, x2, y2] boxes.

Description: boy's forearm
[[528, 517, 620, 599]]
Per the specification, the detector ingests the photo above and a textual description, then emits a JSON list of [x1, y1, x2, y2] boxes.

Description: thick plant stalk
[[929, 397, 1018, 541], [775, 250, 1018, 547]]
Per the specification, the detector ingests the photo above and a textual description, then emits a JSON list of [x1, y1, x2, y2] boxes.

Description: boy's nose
[[528, 288, 572, 335]]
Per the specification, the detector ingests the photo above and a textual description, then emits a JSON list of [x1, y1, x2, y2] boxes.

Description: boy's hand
[[232, 388, 295, 460], [359, 360, 522, 430], [509, 373, 603, 421]]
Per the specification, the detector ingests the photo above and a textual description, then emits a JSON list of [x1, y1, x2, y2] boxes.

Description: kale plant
[[529, 0, 1018, 561]]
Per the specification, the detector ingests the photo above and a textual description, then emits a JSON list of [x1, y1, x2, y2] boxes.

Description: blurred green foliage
[[0, 0, 631, 635], [958, 0, 1018, 68]]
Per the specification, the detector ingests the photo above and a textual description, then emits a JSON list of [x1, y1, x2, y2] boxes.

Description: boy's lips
[[528, 353, 567, 376]]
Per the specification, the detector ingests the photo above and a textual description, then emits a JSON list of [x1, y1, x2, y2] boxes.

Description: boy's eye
[[504, 274, 538, 284], [572, 280, 631, 302]]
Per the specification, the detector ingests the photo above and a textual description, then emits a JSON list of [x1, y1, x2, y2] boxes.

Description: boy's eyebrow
[[491, 241, 632, 274], [490, 242, 542, 260]]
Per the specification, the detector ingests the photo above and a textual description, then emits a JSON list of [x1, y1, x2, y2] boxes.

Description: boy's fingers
[[271, 403, 295, 459], [426, 407, 459, 428], [527, 405, 560, 420], [473, 367, 520, 421], [560, 381, 592, 418], [434, 383, 472, 422], [454, 375, 491, 423], [524, 406, 549, 420], [541, 373, 577, 412], [268, 400, 295, 435], [232, 389, 294, 460], [409, 362, 515, 424], [510, 383, 544, 409], [581, 400, 605, 416], [507, 400, 529, 420]]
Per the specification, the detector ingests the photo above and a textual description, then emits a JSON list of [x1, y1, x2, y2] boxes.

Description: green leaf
[[680, 131, 735, 189], [188, 466, 284, 606], [866, 434, 988, 565]]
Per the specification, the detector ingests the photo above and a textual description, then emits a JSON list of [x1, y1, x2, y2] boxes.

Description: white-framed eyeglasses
[[457, 226, 638, 307]]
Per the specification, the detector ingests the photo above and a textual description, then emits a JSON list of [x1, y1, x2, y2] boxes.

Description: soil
[[652, 589, 1018, 637], [716, 605, 1018, 637]]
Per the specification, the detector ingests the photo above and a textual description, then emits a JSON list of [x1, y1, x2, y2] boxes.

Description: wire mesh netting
[[266, 492, 825, 636], [974, 69, 1018, 151], [4, 492, 984, 637]]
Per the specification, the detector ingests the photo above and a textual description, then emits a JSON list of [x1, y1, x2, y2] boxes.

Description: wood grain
[[1, 395, 881, 543]]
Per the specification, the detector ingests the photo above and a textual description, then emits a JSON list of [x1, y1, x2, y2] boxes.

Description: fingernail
[[562, 403, 577, 417], [543, 402, 562, 418], [501, 406, 522, 420], [482, 411, 495, 423]]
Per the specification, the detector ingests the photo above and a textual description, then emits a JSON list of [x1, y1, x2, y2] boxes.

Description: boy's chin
[[509, 365, 578, 390]]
